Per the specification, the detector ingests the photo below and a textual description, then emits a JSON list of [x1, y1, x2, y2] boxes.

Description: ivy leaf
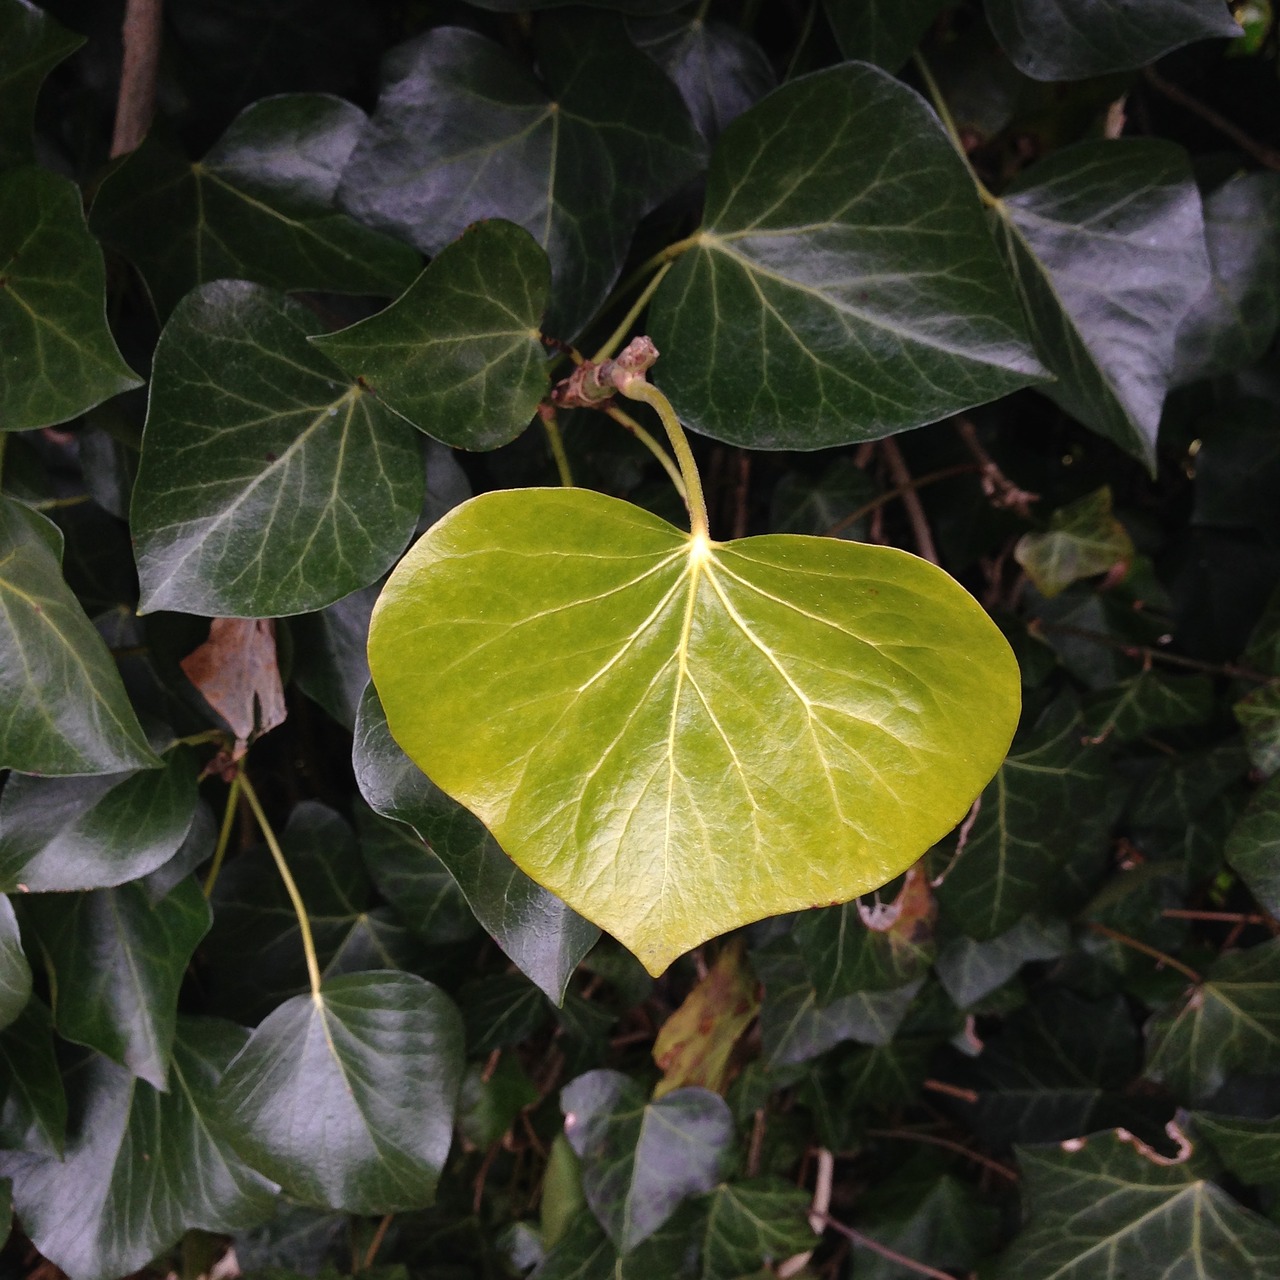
[[1234, 680, 1280, 777], [0, 0, 84, 167], [1192, 1112, 1280, 1187], [1082, 671, 1214, 746], [353, 684, 599, 1003], [0, 167, 141, 432], [291, 583, 378, 731], [0, 895, 30, 1031], [132, 281, 423, 618], [560, 1068, 733, 1251], [1225, 773, 1280, 917], [217, 971, 464, 1213], [89, 95, 419, 320], [0, 998, 65, 1156], [1172, 172, 1280, 385], [648, 63, 1044, 451], [1145, 938, 1280, 1103], [311, 221, 551, 450], [533, 1201, 706, 1280], [1014, 487, 1134, 598], [337, 15, 702, 336], [0, 748, 197, 892], [934, 915, 1069, 1008], [0, 1022, 278, 1280], [823, 0, 946, 71], [991, 140, 1211, 471], [992, 1132, 1280, 1280], [460, 974, 551, 1054], [985, 0, 1241, 80], [701, 1179, 818, 1279], [368, 488, 1020, 974], [26, 878, 211, 1089]]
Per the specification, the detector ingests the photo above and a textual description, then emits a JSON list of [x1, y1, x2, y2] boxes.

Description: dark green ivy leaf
[[217, 970, 464, 1214], [0, 167, 141, 432], [0, 1022, 278, 1280], [0, 895, 30, 1031], [701, 1179, 818, 1279], [26, 877, 211, 1089], [353, 684, 598, 1003], [0, 0, 84, 167], [1226, 773, 1280, 918], [560, 1068, 733, 1252], [132, 282, 423, 618], [1192, 1112, 1280, 1187], [290, 583, 377, 732], [823, 0, 946, 71], [991, 140, 1211, 471], [337, 15, 702, 337], [984, 0, 1240, 81], [532, 1201, 704, 1280], [89, 95, 419, 320], [311, 220, 551, 450], [934, 915, 1069, 1008], [0, 999, 65, 1156], [1082, 670, 1214, 745]]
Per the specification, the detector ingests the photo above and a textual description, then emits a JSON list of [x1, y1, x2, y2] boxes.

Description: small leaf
[[0, 497, 158, 776], [992, 1132, 1280, 1280], [934, 915, 1069, 1008], [1192, 1112, 1280, 1187], [1225, 772, 1280, 918], [985, 0, 1241, 80], [1145, 938, 1280, 1103], [181, 618, 287, 753], [353, 684, 598, 1003], [652, 938, 760, 1097], [0, 0, 84, 166], [1082, 671, 1214, 745], [701, 1179, 818, 1280], [311, 220, 551, 450], [991, 141, 1211, 470], [0, 166, 141, 431], [823, 0, 946, 71], [89, 95, 419, 319], [368, 488, 1020, 974], [217, 971, 464, 1213], [1014, 488, 1134, 599], [26, 877, 211, 1089], [0, 1023, 278, 1280], [0, 747, 197, 892], [0, 895, 30, 1031], [561, 1068, 733, 1251], [132, 281, 423, 618], [648, 63, 1045, 450]]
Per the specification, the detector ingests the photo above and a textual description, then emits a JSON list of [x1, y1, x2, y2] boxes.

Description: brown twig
[[955, 418, 1039, 517], [1144, 65, 1280, 173], [1162, 908, 1273, 925], [111, 0, 164, 157], [880, 438, 939, 564], [746, 1107, 767, 1178], [1086, 922, 1203, 983], [824, 464, 979, 540], [816, 1216, 956, 1280], [923, 1078, 979, 1104], [863, 1128, 1019, 1182], [360, 1214, 394, 1272]]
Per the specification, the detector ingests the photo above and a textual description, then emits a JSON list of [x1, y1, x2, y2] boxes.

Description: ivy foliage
[[2, 1, 1280, 1279]]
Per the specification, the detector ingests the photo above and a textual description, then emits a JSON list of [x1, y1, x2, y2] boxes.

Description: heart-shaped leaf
[[0, 498, 159, 776], [0, 167, 141, 432], [647, 62, 1045, 450], [0, 895, 30, 1031], [311, 220, 551, 449], [132, 281, 423, 618], [1014, 487, 1134, 598], [0, 0, 84, 167], [368, 487, 1020, 974], [1226, 772, 1280, 917], [217, 970, 464, 1213]]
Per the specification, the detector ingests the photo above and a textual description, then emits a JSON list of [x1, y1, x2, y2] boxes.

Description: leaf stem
[[603, 404, 688, 503], [816, 1215, 956, 1280], [202, 771, 241, 898], [863, 1127, 1019, 1181], [539, 406, 574, 487], [239, 771, 323, 998], [360, 1214, 395, 1271], [596, 234, 700, 325], [1085, 921, 1203, 983], [880, 438, 939, 564], [592, 260, 675, 364], [912, 52, 1000, 209]]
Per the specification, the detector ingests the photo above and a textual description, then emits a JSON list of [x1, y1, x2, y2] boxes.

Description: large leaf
[[823, 0, 946, 71], [89, 95, 419, 320], [985, 0, 1241, 80], [533, 1202, 705, 1280], [1225, 772, 1280, 917], [992, 1132, 1280, 1279], [0, 497, 159, 776], [337, 16, 702, 336], [217, 970, 464, 1213], [0, 0, 83, 167], [0, 998, 65, 1155], [0, 166, 141, 432], [0, 894, 30, 1030], [368, 487, 1020, 974], [353, 683, 599, 1003], [990, 140, 1211, 470], [560, 1069, 733, 1251], [132, 281, 423, 617], [27, 878, 211, 1089], [1144, 938, 1280, 1103], [311, 220, 551, 450], [0, 1023, 278, 1280], [0, 747, 196, 892], [701, 1179, 818, 1279], [647, 62, 1044, 450]]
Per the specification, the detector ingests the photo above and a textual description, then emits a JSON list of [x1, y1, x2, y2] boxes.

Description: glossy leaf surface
[[312, 220, 551, 449], [353, 684, 598, 1002], [0, 498, 158, 776], [0, 895, 30, 1030], [0, 998, 65, 1155], [90, 95, 419, 319], [1225, 773, 1280, 917], [992, 140, 1210, 470], [0, 167, 141, 431], [369, 488, 1020, 974], [648, 63, 1044, 450], [0, 0, 83, 166], [0, 1024, 278, 1280], [561, 1069, 733, 1251], [702, 1180, 817, 1279], [132, 282, 422, 617], [217, 970, 464, 1213], [337, 17, 701, 336]]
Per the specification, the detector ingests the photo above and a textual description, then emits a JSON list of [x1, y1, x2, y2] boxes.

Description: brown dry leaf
[[181, 617, 287, 757], [652, 937, 760, 1098]]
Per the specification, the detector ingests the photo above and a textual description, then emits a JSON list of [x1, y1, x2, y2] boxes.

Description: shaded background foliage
[[1, 0, 1280, 1278]]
